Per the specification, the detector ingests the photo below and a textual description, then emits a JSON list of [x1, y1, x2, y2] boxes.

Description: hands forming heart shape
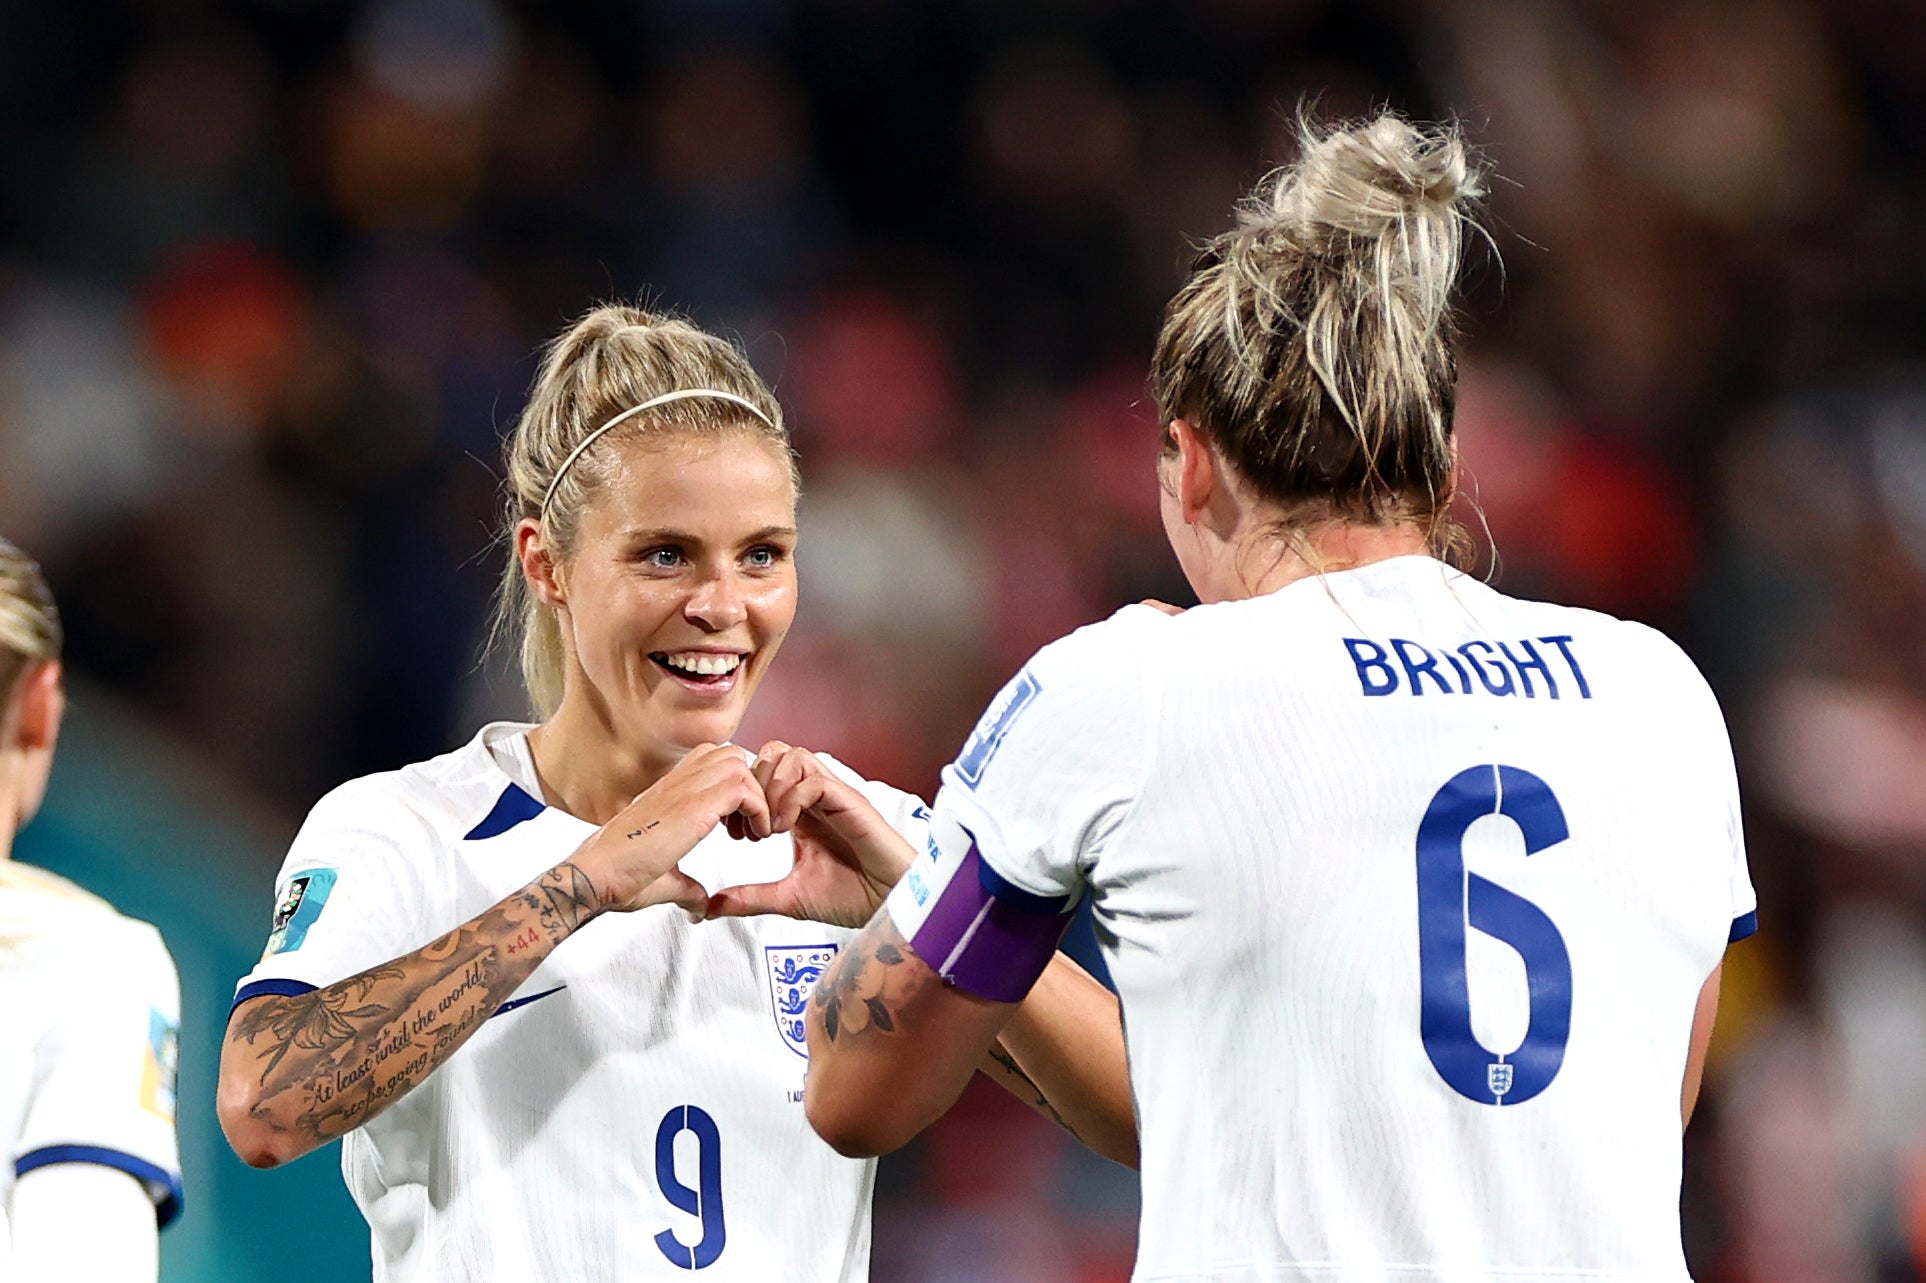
[[571, 741, 919, 929]]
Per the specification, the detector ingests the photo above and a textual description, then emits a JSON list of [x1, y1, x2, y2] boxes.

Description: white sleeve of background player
[[10, 1162, 160, 1280], [12, 922, 182, 1230], [232, 781, 434, 1009], [882, 609, 1156, 1002]]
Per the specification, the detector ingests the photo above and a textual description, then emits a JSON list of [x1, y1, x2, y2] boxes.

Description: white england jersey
[[933, 556, 1754, 1282], [233, 723, 927, 1283], [0, 863, 183, 1231]]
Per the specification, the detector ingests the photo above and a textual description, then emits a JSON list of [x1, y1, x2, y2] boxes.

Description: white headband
[[540, 388, 777, 518]]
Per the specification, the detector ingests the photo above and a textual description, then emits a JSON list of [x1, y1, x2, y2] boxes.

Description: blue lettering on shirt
[[1342, 636, 1594, 700], [1344, 638, 1399, 696]]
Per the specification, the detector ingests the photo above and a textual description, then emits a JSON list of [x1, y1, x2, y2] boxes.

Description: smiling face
[[533, 430, 799, 763]]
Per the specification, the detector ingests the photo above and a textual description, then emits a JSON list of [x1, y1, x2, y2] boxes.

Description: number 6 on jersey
[[1416, 765, 1573, 1107]]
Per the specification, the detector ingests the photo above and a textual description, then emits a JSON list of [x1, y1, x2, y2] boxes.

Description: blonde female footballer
[[215, 306, 1130, 1282], [803, 114, 1754, 1282]]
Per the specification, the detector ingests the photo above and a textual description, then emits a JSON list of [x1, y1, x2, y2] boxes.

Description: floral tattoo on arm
[[811, 916, 917, 1043], [229, 861, 598, 1147]]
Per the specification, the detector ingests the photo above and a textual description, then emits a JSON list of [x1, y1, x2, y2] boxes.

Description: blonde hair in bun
[[1153, 111, 1488, 558]]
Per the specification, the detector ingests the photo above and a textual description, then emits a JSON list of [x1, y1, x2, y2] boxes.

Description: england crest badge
[[765, 944, 838, 1058], [1487, 1061, 1514, 1100]]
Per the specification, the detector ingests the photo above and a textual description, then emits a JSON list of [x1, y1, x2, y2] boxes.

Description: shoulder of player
[[1024, 602, 1175, 685], [0, 861, 117, 917], [1609, 618, 1727, 719], [302, 724, 530, 849], [0, 870, 175, 980]]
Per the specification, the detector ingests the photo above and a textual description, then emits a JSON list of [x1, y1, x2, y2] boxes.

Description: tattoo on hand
[[229, 861, 599, 1148], [812, 917, 911, 1043]]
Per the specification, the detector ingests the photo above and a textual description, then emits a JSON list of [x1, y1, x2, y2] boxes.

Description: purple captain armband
[[883, 832, 1075, 1003]]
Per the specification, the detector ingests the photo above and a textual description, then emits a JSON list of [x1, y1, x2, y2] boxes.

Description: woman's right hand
[[571, 743, 771, 915]]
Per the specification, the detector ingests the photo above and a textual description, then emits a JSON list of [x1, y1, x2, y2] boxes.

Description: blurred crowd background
[[4, 0, 1926, 1278]]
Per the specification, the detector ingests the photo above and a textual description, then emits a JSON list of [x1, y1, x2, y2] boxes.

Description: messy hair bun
[[1153, 111, 1486, 548]]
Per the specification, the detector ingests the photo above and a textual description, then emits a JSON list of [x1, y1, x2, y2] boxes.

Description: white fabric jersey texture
[[0, 862, 183, 1232], [233, 723, 929, 1283], [933, 556, 1755, 1283]]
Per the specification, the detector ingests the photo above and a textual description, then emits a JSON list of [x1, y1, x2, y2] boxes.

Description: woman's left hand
[[702, 742, 917, 928]]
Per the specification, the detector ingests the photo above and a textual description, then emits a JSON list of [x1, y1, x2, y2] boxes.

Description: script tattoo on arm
[[811, 917, 914, 1044], [227, 861, 599, 1152], [983, 1044, 1082, 1141]]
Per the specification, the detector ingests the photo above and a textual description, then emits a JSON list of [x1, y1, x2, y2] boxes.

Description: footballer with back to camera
[[215, 305, 1136, 1281], [0, 536, 184, 1281], [799, 112, 1754, 1282]]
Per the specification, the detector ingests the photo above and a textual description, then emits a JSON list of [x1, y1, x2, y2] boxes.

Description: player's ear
[[1169, 419, 1218, 526], [517, 519, 567, 609], [12, 659, 64, 752]]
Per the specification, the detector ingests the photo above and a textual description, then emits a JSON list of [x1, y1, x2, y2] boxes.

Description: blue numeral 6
[[1416, 765, 1572, 1106]]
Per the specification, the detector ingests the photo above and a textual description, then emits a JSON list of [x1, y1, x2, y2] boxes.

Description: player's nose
[[683, 569, 748, 631]]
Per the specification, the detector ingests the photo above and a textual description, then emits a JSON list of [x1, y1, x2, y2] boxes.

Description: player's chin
[[654, 700, 751, 755]]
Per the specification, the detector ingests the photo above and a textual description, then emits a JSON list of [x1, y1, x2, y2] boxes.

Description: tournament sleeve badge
[[261, 868, 338, 959], [141, 1009, 180, 1121], [954, 669, 1042, 788], [764, 945, 839, 1058]]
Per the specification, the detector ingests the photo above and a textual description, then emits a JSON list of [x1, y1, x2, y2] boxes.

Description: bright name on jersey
[[1343, 633, 1593, 700]]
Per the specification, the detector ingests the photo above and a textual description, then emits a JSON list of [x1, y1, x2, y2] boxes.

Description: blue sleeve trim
[[15, 1144, 183, 1229], [975, 850, 1072, 916], [1729, 910, 1759, 944], [230, 978, 319, 1014], [465, 783, 545, 840]]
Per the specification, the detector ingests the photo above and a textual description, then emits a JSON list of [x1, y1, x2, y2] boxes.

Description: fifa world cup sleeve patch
[[953, 670, 1041, 789], [141, 1009, 180, 1122], [261, 868, 338, 959], [883, 817, 1074, 1003]]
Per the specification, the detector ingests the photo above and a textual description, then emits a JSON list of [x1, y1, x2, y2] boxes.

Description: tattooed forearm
[[529, 863, 599, 942], [224, 861, 599, 1156], [811, 916, 913, 1043], [985, 1045, 1082, 1141]]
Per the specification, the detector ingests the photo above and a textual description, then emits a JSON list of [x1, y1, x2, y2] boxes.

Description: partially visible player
[[0, 536, 183, 1280], [215, 305, 1131, 1283], [804, 113, 1753, 1280]]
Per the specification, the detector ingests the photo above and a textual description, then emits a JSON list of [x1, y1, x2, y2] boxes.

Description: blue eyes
[[636, 546, 786, 570]]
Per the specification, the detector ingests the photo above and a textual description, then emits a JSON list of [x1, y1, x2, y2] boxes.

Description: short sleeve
[[14, 922, 183, 1227], [1641, 623, 1756, 945], [1714, 712, 1757, 943], [1687, 650, 1755, 944], [931, 609, 1159, 903], [232, 782, 434, 1008]]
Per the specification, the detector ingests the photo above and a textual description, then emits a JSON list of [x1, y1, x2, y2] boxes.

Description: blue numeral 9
[[1416, 765, 1572, 1106], [654, 1105, 726, 1268]]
